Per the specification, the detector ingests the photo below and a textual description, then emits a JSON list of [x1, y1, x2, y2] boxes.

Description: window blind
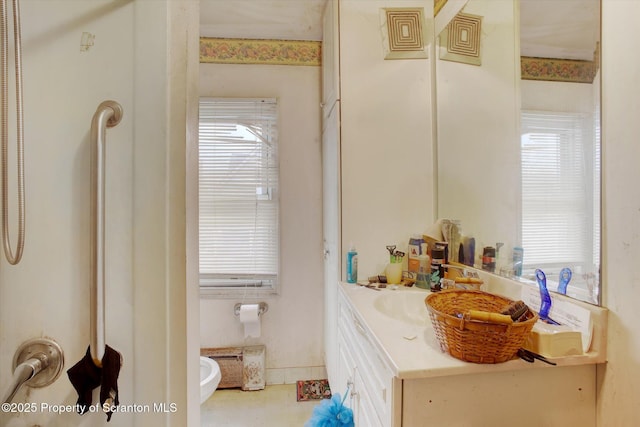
[[521, 110, 595, 273], [199, 98, 279, 290]]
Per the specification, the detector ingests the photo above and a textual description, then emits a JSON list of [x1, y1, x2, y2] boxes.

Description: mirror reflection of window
[[435, 0, 602, 304], [520, 108, 600, 303]]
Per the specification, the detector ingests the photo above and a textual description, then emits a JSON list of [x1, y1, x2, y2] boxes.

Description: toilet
[[200, 356, 221, 404]]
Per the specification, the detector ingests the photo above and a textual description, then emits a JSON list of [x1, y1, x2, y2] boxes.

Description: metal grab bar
[[2, 354, 46, 404], [1, 338, 64, 404], [90, 101, 123, 367]]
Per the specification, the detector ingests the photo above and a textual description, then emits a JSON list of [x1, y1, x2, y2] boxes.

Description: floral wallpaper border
[[521, 56, 598, 84], [200, 37, 321, 66]]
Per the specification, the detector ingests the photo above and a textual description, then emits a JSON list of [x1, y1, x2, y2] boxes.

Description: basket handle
[[465, 310, 514, 325]]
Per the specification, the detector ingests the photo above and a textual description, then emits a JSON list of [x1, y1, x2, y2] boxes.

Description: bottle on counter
[[513, 246, 524, 277], [415, 254, 431, 289], [449, 220, 462, 264], [460, 236, 476, 267], [346, 244, 358, 283], [408, 234, 425, 273], [430, 247, 445, 291], [482, 246, 496, 273], [436, 241, 448, 267]]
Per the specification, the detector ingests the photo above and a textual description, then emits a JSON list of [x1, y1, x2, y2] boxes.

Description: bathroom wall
[[0, 1, 196, 425], [198, 63, 325, 383], [339, 0, 436, 278], [597, 0, 640, 424], [521, 80, 596, 114], [0, 2, 134, 425]]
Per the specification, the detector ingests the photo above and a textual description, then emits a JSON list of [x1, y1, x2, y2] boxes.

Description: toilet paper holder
[[234, 302, 269, 317]]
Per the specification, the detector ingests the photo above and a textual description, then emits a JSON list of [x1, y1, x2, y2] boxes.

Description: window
[[520, 110, 598, 276], [199, 98, 279, 294]]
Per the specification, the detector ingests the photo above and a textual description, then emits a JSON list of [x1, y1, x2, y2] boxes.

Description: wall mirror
[[435, 0, 601, 305]]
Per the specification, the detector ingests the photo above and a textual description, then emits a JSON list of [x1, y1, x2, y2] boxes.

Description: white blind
[[521, 110, 595, 272], [199, 98, 279, 289]]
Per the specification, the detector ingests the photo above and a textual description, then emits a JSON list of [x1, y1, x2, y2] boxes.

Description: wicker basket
[[424, 290, 538, 364]]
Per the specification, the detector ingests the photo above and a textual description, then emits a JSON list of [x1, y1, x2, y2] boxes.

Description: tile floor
[[201, 384, 319, 426]]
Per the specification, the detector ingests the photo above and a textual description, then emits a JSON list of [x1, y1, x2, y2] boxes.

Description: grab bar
[[2, 338, 64, 404], [90, 101, 123, 367], [2, 354, 46, 404]]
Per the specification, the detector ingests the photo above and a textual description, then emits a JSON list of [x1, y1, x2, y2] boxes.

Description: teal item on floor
[[304, 389, 354, 427]]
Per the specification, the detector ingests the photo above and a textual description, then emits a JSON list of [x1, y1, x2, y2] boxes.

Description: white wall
[[522, 80, 596, 113], [0, 2, 134, 425], [597, 0, 640, 424], [0, 1, 197, 425], [198, 63, 325, 383]]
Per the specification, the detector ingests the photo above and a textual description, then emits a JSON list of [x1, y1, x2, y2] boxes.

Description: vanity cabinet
[[337, 289, 400, 427], [337, 282, 602, 427]]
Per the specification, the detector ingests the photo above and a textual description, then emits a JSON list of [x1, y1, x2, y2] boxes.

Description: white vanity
[[321, 1, 607, 424], [335, 276, 607, 427]]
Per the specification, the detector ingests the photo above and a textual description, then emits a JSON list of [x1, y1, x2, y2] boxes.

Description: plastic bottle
[[449, 220, 462, 263], [408, 234, 425, 273], [513, 247, 524, 277], [346, 244, 358, 283], [415, 254, 431, 289], [461, 236, 476, 267], [482, 246, 496, 272], [430, 247, 445, 291]]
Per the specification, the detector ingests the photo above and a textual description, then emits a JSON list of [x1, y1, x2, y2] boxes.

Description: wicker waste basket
[[424, 290, 538, 364]]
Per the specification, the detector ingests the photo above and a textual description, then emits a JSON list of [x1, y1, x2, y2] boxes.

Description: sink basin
[[373, 291, 431, 325]]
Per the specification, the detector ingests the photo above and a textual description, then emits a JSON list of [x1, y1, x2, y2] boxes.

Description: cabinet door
[[338, 289, 396, 426], [323, 100, 341, 388], [337, 328, 357, 422], [354, 367, 384, 427], [322, 0, 342, 391], [337, 329, 384, 427]]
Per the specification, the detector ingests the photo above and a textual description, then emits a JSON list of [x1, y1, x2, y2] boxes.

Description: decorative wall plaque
[[439, 12, 482, 66], [380, 8, 428, 60]]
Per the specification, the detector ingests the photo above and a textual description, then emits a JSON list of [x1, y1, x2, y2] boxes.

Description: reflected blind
[[199, 98, 279, 289], [521, 110, 594, 271]]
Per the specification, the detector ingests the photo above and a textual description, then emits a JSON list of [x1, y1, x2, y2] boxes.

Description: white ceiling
[[200, 0, 327, 41], [520, 0, 600, 61], [199, 0, 601, 60]]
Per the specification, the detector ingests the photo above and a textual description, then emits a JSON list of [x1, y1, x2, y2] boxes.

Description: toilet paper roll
[[239, 304, 261, 338]]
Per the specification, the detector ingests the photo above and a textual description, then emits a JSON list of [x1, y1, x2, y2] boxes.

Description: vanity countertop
[[339, 280, 607, 380]]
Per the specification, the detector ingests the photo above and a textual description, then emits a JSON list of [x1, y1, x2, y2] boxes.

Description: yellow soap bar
[[524, 321, 583, 358]]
